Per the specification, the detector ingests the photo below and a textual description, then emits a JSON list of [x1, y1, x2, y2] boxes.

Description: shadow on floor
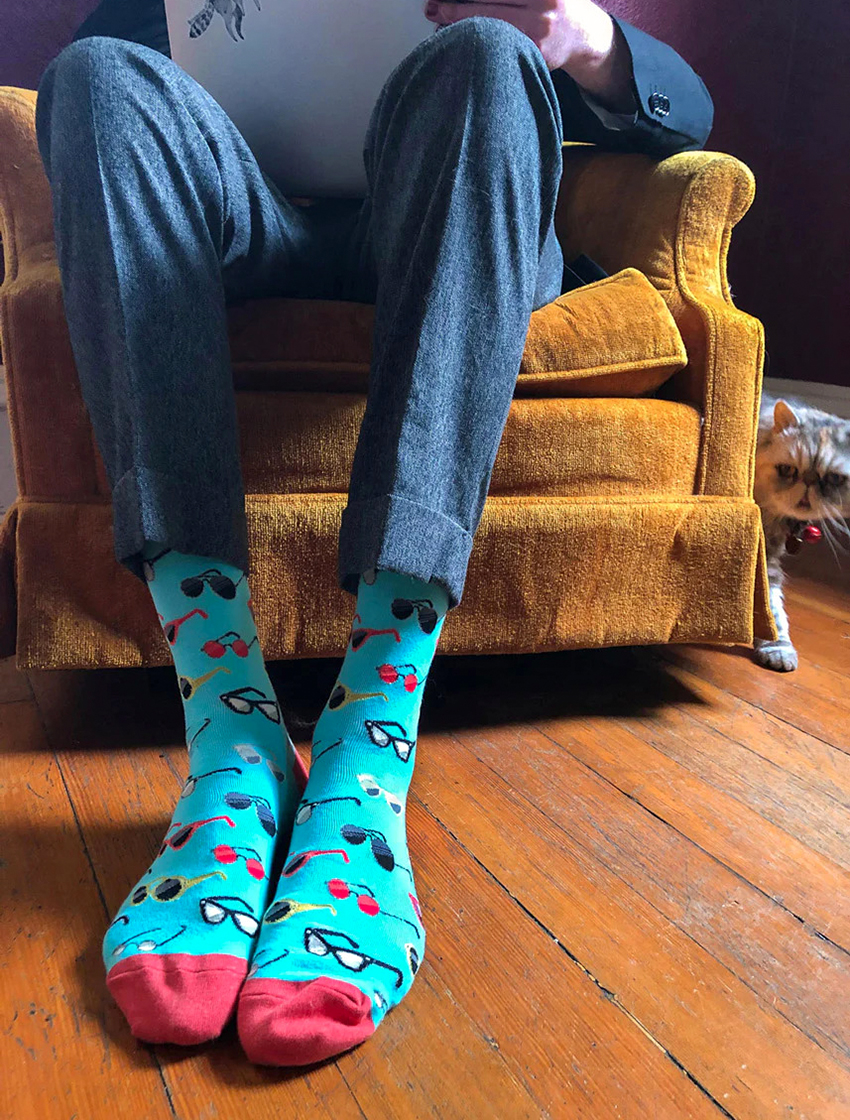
[[27, 645, 711, 755]]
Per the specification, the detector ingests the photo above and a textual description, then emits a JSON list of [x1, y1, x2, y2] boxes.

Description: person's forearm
[[557, 1, 635, 114]]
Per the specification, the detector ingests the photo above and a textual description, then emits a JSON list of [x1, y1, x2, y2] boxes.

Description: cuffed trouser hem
[[112, 465, 251, 583], [338, 493, 473, 610]]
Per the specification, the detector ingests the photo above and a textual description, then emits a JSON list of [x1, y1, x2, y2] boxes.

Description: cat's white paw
[[753, 638, 798, 672]]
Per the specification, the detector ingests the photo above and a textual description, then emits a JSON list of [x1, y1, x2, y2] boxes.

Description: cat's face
[[755, 399, 850, 522]]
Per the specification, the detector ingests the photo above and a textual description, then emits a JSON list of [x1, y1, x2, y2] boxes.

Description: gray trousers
[[35, 18, 566, 610]]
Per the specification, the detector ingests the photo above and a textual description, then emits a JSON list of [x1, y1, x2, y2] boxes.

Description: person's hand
[[423, 0, 618, 73], [424, 0, 634, 111]]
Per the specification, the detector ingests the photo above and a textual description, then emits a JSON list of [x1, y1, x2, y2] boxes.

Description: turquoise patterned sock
[[237, 567, 449, 1066], [102, 545, 307, 1045]]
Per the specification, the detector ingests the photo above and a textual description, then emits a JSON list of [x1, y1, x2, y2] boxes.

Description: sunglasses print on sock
[[295, 796, 361, 826], [247, 949, 290, 979], [199, 896, 259, 937], [282, 849, 350, 877], [376, 663, 420, 692], [142, 548, 172, 583], [131, 871, 225, 905], [327, 681, 388, 711], [179, 666, 231, 700], [202, 631, 258, 659], [233, 742, 286, 782], [212, 844, 265, 880], [264, 898, 338, 924], [221, 686, 281, 723], [357, 773, 403, 815], [180, 767, 242, 799], [364, 719, 416, 763], [304, 927, 404, 989], [340, 824, 395, 871], [163, 608, 208, 645], [406, 943, 421, 978], [224, 791, 276, 836], [159, 815, 235, 856], [187, 718, 211, 749], [326, 879, 420, 937], [110, 924, 187, 958], [311, 737, 342, 765], [349, 613, 400, 651], [180, 568, 245, 600], [391, 597, 439, 634]]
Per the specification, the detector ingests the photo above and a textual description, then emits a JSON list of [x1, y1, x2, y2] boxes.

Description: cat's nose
[[801, 469, 819, 487]]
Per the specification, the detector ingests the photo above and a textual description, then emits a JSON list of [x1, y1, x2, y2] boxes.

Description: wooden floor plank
[[0, 697, 174, 1120], [621, 698, 850, 870], [27, 669, 368, 1120], [413, 728, 850, 1119], [650, 660, 850, 810], [657, 642, 847, 753], [451, 722, 850, 1070], [30, 670, 560, 1119], [540, 714, 850, 951], [406, 799, 727, 1119], [6, 570, 847, 1119], [28, 667, 727, 1119]]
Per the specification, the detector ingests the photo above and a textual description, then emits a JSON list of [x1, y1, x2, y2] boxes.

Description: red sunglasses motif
[[376, 663, 420, 692], [349, 613, 400, 651], [202, 631, 258, 659], [159, 815, 234, 856], [162, 608, 208, 644]]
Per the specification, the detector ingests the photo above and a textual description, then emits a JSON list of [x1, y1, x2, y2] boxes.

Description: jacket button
[[648, 91, 671, 117]]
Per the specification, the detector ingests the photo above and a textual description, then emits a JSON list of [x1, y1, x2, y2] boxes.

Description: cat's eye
[[776, 464, 797, 480], [823, 472, 847, 489]]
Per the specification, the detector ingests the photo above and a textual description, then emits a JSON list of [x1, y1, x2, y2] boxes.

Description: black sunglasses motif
[[220, 686, 281, 723], [304, 927, 403, 989], [364, 719, 415, 763], [391, 598, 438, 634], [340, 823, 396, 871], [180, 568, 245, 600], [224, 791, 277, 836]]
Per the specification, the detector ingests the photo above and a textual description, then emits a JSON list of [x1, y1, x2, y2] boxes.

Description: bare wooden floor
[[1, 574, 848, 1119]]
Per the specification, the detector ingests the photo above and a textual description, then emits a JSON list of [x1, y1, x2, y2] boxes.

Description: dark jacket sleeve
[[550, 16, 714, 157], [73, 0, 171, 57]]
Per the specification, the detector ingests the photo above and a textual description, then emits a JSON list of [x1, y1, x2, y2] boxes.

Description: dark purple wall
[[606, 0, 850, 388], [2, 1, 848, 386], [1, 1, 97, 89]]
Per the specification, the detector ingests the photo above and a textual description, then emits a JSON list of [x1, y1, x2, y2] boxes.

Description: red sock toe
[[107, 953, 248, 1045], [237, 976, 375, 1066]]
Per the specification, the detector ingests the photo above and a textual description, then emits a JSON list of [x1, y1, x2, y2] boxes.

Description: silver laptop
[[165, 0, 435, 198]]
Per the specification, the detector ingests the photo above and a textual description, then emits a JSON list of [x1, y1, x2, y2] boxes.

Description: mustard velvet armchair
[[0, 86, 776, 669]]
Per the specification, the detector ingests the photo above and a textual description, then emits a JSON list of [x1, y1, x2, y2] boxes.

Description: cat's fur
[[753, 393, 850, 670]]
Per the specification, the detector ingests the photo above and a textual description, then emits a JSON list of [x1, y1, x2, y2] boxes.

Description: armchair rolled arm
[[555, 146, 764, 501], [0, 87, 104, 501], [0, 88, 54, 280]]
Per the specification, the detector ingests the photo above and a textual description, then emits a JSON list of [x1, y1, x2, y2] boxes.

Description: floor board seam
[[415, 792, 736, 1119], [652, 649, 849, 757], [443, 726, 850, 1070], [26, 674, 184, 1116], [531, 721, 850, 959]]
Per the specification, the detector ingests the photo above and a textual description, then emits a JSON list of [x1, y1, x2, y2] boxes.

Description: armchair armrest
[[554, 146, 765, 501], [0, 88, 54, 278], [0, 87, 105, 501]]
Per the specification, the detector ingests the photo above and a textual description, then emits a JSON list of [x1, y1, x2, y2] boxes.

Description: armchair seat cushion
[[236, 393, 702, 498], [229, 267, 688, 398]]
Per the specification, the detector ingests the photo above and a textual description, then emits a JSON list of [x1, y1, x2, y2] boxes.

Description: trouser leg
[[337, 17, 565, 610], [36, 36, 348, 581]]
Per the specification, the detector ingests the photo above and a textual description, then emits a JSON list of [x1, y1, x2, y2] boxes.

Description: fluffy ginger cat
[[753, 393, 850, 671]]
